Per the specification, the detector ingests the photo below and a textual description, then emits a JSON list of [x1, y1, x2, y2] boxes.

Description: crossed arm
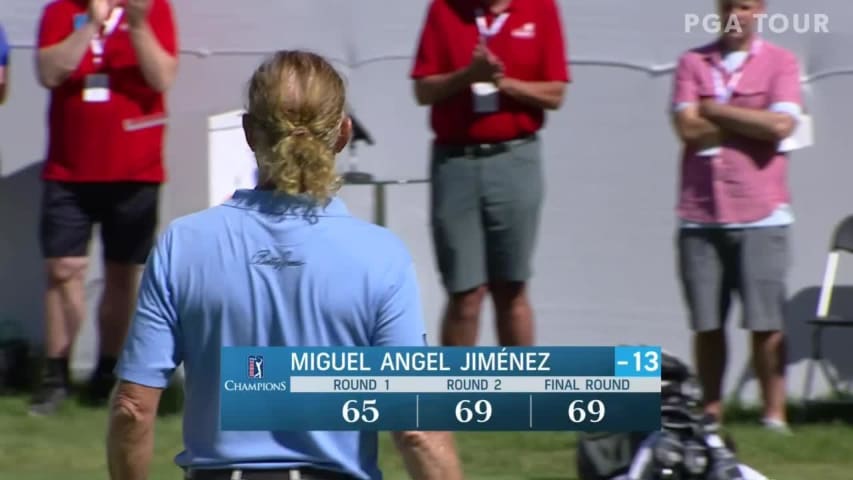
[[673, 100, 797, 148]]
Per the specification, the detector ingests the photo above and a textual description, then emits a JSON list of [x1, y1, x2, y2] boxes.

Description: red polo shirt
[[411, 0, 570, 145], [37, 0, 178, 183]]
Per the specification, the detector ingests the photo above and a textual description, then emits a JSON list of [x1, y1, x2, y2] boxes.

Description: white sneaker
[[762, 417, 793, 435]]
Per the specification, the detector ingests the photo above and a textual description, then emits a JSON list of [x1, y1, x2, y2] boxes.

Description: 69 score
[[453, 398, 606, 424]]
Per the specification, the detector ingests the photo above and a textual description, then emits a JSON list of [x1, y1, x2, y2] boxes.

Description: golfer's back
[[116, 188, 426, 480]]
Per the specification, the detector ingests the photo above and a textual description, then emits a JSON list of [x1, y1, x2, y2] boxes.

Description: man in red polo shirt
[[411, 0, 569, 347], [31, 0, 178, 415]]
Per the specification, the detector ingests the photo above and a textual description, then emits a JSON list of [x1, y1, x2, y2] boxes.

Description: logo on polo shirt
[[250, 249, 305, 270], [511, 22, 536, 38]]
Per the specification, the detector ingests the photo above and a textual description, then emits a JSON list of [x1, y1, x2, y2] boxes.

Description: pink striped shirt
[[672, 39, 803, 224]]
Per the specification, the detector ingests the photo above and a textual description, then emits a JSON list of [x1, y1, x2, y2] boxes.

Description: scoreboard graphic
[[220, 346, 662, 431]]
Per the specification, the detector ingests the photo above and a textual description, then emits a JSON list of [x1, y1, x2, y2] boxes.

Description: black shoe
[[29, 383, 70, 416]]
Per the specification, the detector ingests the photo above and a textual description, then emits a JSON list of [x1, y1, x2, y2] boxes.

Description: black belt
[[185, 467, 357, 480], [437, 134, 536, 158]]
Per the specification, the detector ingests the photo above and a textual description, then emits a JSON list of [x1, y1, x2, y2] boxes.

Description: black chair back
[[832, 215, 853, 253]]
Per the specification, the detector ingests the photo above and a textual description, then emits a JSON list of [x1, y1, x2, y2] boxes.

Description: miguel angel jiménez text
[[291, 350, 552, 372]]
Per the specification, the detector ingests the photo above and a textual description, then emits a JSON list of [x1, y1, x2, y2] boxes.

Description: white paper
[[472, 82, 499, 114], [696, 146, 722, 157], [779, 114, 814, 152]]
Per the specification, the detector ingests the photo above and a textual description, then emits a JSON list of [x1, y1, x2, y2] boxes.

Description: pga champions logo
[[685, 12, 830, 34], [223, 355, 289, 392]]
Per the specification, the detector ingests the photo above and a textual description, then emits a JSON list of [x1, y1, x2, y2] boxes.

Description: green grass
[[0, 392, 851, 480]]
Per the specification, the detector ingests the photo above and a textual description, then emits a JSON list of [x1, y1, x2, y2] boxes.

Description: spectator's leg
[[739, 226, 790, 428], [430, 145, 488, 346], [482, 138, 543, 347], [32, 182, 94, 415], [86, 182, 159, 404], [677, 228, 732, 422], [489, 281, 533, 346], [441, 287, 489, 346]]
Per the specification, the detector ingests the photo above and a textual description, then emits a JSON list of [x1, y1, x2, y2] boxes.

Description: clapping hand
[[88, 0, 111, 27], [126, 0, 153, 28], [467, 37, 504, 83]]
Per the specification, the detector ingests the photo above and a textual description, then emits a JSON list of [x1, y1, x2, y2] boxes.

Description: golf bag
[[577, 351, 768, 480]]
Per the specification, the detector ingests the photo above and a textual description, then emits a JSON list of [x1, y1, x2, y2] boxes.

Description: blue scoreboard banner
[[220, 346, 661, 432]]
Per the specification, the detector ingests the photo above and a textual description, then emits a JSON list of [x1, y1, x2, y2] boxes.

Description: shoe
[[29, 384, 70, 416], [761, 417, 793, 435]]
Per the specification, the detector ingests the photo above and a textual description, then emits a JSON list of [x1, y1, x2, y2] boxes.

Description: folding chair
[[802, 214, 853, 403]]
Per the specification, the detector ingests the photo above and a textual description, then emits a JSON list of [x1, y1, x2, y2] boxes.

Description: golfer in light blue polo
[[105, 51, 463, 480]]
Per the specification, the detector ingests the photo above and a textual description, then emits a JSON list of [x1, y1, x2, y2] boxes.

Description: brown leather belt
[[184, 467, 357, 480]]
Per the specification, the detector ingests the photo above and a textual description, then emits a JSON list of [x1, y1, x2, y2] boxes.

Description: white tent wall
[[2, 1, 853, 403]]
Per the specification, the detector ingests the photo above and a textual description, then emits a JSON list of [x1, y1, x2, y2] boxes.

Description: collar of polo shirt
[[225, 189, 350, 217]]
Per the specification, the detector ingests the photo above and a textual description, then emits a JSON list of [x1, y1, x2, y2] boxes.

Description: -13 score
[[633, 350, 660, 372]]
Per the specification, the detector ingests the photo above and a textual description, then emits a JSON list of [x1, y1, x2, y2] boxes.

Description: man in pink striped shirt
[[670, 0, 802, 433]]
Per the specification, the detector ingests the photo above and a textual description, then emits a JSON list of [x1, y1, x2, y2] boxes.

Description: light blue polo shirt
[[116, 189, 427, 480]]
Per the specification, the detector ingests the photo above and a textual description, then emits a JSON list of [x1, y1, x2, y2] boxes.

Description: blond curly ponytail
[[245, 50, 347, 203]]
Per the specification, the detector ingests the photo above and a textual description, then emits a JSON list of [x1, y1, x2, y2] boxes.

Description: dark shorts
[[429, 136, 544, 293], [39, 181, 160, 264], [677, 226, 790, 332]]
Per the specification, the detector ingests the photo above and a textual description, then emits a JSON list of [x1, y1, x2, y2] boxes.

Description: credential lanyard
[[90, 7, 124, 62], [475, 8, 510, 40], [710, 38, 763, 103]]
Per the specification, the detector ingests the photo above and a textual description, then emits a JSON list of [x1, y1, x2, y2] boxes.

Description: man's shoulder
[[337, 217, 413, 259], [162, 205, 233, 238], [680, 41, 717, 61], [42, 0, 77, 16]]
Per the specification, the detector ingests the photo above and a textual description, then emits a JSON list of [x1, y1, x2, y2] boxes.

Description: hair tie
[[291, 127, 309, 137]]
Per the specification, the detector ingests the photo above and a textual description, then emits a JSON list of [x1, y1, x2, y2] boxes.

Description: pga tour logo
[[685, 13, 830, 34], [248, 355, 264, 379]]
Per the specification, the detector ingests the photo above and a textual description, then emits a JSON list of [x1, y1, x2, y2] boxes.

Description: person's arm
[[496, 78, 565, 110], [699, 99, 795, 143], [673, 104, 723, 147], [669, 52, 723, 146], [107, 382, 162, 480], [495, 0, 568, 111], [699, 51, 802, 143], [372, 255, 465, 480], [36, 20, 100, 89], [391, 431, 464, 480], [107, 229, 182, 480], [127, 0, 178, 93], [411, 1, 479, 106], [414, 68, 475, 106]]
